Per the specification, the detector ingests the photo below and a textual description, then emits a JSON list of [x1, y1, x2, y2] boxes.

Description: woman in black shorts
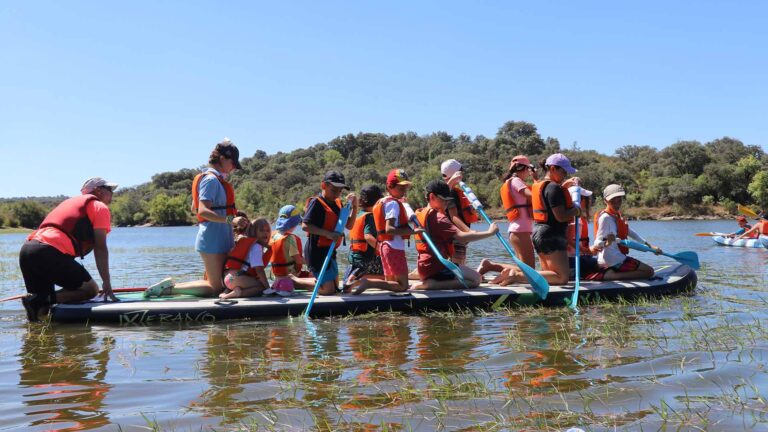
[[530, 153, 582, 285]]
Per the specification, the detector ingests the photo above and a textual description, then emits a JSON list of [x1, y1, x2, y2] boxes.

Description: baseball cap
[[736, 216, 747, 222], [603, 184, 626, 201], [440, 159, 463, 178], [386, 169, 412, 186], [81, 177, 118, 194], [509, 155, 533, 170], [323, 171, 349, 189], [216, 138, 242, 169], [424, 180, 454, 201], [545, 153, 577, 174], [360, 184, 384, 207], [275, 205, 302, 232]]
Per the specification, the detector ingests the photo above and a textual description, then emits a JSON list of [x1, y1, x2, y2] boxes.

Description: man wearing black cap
[[18, 177, 119, 321], [302, 171, 358, 295], [413, 180, 498, 290]]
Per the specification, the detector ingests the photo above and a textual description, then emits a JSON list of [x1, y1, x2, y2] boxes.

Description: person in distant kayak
[[145, 138, 244, 298], [727, 216, 756, 238], [19, 177, 119, 321], [587, 184, 661, 281], [735, 211, 768, 241]]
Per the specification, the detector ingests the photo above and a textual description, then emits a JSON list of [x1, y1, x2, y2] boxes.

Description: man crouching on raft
[[19, 177, 119, 321], [412, 180, 498, 290]]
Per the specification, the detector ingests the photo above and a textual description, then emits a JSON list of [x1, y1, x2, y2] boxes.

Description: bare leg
[[412, 265, 481, 290], [219, 275, 266, 298], [490, 267, 527, 285], [56, 279, 99, 303], [408, 268, 420, 280], [476, 258, 505, 275], [288, 274, 318, 290], [509, 232, 535, 269], [537, 250, 570, 285], [353, 274, 409, 295], [173, 252, 228, 297]]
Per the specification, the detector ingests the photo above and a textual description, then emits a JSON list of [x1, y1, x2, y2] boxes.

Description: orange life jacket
[[224, 237, 268, 278], [414, 207, 455, 257], [269, 233, 303, 277], [594, 208, 629, 255], [305, 195, 344, 249], [500, 177, 531, 222], [350, 211, 375, 253], [191, 171, 237, 222], [372, 197, 410, 241], [454, 188, 480, 224], [531, 180, 573, 224], [760, 221, 768, 236], [36, 194, 99, 258], [567, 217, 591, 255]]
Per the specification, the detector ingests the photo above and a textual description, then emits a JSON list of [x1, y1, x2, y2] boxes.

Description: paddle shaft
[[570, 187, 582, 309]]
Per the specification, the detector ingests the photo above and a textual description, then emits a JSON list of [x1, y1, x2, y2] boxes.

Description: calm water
[[1, 221, 767, 431]]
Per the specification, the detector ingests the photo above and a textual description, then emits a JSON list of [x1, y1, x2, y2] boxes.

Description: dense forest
[[2, 120, 767, 228]]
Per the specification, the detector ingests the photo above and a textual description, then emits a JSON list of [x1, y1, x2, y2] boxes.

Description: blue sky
[[2, 1, 766, 198]]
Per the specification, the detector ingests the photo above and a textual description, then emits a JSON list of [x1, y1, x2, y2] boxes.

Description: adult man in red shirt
[[19, 177, 119, 321]]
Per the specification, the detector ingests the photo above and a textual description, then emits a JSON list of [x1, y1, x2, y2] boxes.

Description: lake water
[[1, 221, 766, 431]]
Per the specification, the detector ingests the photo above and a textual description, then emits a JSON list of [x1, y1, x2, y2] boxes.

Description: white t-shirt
[[242, 243, 265, 271], [593, 212, 646, 268], [383, 199, 405, 250]]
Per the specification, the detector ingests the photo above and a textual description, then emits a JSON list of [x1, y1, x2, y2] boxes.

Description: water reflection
[[19, 327, 113, 431]]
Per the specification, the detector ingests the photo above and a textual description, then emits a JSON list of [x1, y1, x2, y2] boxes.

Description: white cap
[[81, 177, 118, 194], [440, 159, 462, 178]]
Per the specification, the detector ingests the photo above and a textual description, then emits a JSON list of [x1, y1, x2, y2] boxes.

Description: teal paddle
[[618, 239, 700, 270], [403, 203, 468, 289], [458, 182, 549, 300], [303, 200, 353, 318], [568, 186, 582, 310]]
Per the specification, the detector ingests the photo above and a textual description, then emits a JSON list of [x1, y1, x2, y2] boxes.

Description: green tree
[[148, 193, 190, 226], [748, 171, 768, 209], [12, 200, 49, 228]]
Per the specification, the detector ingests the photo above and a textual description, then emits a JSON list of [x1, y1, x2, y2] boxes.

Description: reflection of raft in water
[[51, 264, 697, 324], [712, 235, 768, 248]]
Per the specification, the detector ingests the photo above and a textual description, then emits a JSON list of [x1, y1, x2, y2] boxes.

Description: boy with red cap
[[727, 216, 755, 238], [354, 169, 420, 294]]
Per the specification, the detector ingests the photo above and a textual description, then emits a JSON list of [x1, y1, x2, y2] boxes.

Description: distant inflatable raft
[[51, 264, 697, 324], [712, 235, 768, 248]]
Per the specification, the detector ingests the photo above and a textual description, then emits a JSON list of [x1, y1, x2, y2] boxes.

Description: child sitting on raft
[[413, 180, 498, 290], [219, 218, 271, 299], [342, 184, 385, 292], [265, 205, 315, 297], [587, 184, 662, 281]]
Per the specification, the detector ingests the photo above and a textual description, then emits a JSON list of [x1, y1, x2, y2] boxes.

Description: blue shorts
[[311, 258, 339, 286]]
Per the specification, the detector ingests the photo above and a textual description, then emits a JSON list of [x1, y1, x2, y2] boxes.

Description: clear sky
[[2, 1, 766, 198]]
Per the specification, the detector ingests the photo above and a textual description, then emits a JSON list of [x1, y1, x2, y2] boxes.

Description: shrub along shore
[[2, 120, 766, 229]]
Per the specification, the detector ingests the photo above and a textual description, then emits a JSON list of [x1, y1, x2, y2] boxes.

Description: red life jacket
[[414, 207, 455, 257], [453, 188, 480, 224], [350, 211, 374, 253], [531, 180, 573, 224], [36, 194, 99, 258], [191, 171, 237, 222], [760, 221, 768, 236], [225, 237, 268, 278], [594, 208, 629, 255], [372, 197, 410, 241], [269, 233, 303, 277], [500, 177, 531, 222], [305, 196, 344, 249]]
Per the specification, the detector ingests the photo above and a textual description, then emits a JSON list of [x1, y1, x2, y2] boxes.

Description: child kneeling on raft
[[587, 184, 661, 281], [413, 180, 498, 290], [220, 218, 272, 299], [265, 205, 316, 297], [342, 184, 387, 293]]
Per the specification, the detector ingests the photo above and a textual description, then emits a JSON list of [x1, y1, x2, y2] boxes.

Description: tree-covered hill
[[3, 120, 766, 228]]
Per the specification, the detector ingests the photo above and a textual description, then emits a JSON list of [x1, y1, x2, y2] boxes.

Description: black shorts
[[532, 225, 567, 255], [429, 269, 457, 282], [19, 240, 92, 306]]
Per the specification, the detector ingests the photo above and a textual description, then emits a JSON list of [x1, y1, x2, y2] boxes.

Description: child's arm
[[253, 266, 269, 288], [736, 225, 759, 240], [447, 206, 471, 233], [292, 253, 304, 273], [364, 233, 377, 249], [454, 223, 499, 242], [385, 218, 418, 236]]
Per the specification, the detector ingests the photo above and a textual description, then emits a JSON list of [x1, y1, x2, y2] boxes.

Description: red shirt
[[28, 199, 112, 256], [417, 210, 459, 279]]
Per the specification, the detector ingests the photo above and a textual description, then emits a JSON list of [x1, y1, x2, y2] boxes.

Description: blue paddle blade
[[671, 251, 700, 270]]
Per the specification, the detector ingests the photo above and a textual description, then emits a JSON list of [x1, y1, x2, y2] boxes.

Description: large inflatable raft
[[712, 235, 768, 248], [50, 264, 697, 324]]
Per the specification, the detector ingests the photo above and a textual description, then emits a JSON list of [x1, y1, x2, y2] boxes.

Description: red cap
[[386, 169, 412, 186], [737, 216, 747, 222]]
